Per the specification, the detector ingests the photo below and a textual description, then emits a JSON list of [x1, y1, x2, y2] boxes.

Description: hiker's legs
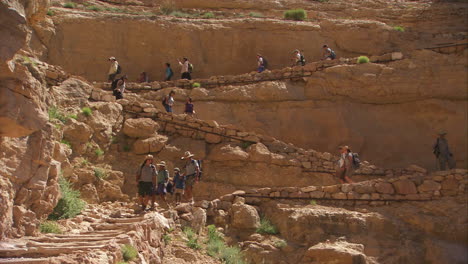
[[108, 73, 117, 82], [185, 186, 193, 202], [344, 176, 354, 184], [187, 73, 192, 80], [438, 156, 447, 170]]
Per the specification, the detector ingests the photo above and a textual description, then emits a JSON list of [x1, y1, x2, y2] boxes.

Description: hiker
[[184, 97, 195, 116], [335, 146, 354, 184], [322, 45, 336, 60], [178, 58, 192, 80], [181, 151, 200, 203], [165, 63, 174, 81], [138, 72, 149, 83], [292, 49, 306, 66], [108, 57, 120, 82], [173, 167, 186, 205], [112, 75, 127, 100], [135, 155, 157, 211], [256, 54, 267, 72], [155, 161, 170, 208], [162, 90, 176, 113], [433, 132, 456, 170]]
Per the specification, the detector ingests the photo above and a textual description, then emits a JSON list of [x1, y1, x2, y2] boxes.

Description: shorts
[[185, 174, 196, 187], [175, 188, 185, 195], [156, 183, 167, 195], [164, 104, 172, 113], [138, 182, 153, 196]]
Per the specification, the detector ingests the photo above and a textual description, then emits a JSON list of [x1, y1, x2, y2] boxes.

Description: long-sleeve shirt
[[108, 61, 118, 75], [179, 61, 189, 74]]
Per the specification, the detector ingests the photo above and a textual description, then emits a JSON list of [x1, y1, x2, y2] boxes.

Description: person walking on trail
[[184, 97, 195, 116], [181, 151, 200, 204], [335, 146, 354, 184], [136, 155, 157, 211], [165, 63, 174, 81], [433, 131, 456, 170], [293, 49, 306, 66], [162, 90, 176, 113], [256, 54, 267, 73], [112, 75, 127, 100], [108, 57, 120, 82], [322, 45, 336, 60], [154, 161, 170, 208], [173, 167, 186, 205], [178, 58, 192, 80]]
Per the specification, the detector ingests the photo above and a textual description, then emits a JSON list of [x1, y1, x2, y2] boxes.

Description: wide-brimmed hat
[[338, 145, 349, 150], [109, 56, 116, 61], [174, 167, 180, 172], [145, 154, 154, 161], [181, 151, 195, 159], [157, 161, 167, 167], [293, 49, 300, 53], [438, 131, 447, 135]]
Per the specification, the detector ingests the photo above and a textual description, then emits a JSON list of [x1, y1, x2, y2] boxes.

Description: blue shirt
[[173, 173, 186, 189], [166, 67, 173, 78]]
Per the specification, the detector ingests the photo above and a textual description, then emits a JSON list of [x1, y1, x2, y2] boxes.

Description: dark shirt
[[434, 138, 451, 156], [174, 173, 186, 189], [185, 103, 194, 113]]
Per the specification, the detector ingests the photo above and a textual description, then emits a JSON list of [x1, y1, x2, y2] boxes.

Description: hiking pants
[[438, 155, 456, 171]]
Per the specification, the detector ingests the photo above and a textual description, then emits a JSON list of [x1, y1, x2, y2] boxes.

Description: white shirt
[[108, 61, 118, 75]]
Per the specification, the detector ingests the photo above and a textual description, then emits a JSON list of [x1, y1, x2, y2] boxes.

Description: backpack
[[300, 54, 306, 66], [161, 95, 168, 106], [262, 57, 268, 68], [433, 138, 440, 157], [116, 64, 122, 74], [188, 63, 194, 74], [351, 153, 361, 169], [330, 50, 336, 60], [196, 160, 202, 180], [111, 79, 120, 96]]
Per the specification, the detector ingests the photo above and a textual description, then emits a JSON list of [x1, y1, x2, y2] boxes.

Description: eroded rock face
[[123, 118, 160, 138], [230, 203, 260, 230]]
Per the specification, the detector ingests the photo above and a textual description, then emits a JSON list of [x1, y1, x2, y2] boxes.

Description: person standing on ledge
[[165, 63, 174, 81], [178, 58, 192, 80], [108, 57, 120, 82], [335, 146, 354, 184], [433, 131, 456, 170], [256, 54, 267, 72], [136, 155, 157, 212], [181, 151, 200, 204], [321, 45, 336, 60]]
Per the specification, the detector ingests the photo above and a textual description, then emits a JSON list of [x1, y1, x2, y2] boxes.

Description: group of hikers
[[136, 151, 201, 211], [161, 90, 195, 115]]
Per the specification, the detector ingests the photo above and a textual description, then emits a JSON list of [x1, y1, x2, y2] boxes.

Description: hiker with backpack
[[184, 97, 195, 116], [256, 54, 267, 73], [433, 131, 456, 170], [335, 146, 356, 183], [178, 58, 192, 80], [108, 57, 121, 82], [154, 161, 170, 208], [112, 75, 127, 100], [181, 151, 200, 204], [162, 90, 176, 113], [292, 49, 306, 66], [322, 45, 337, 60], [135, 155, 157, 211], [165, 63, 174, 81], [173, 167, 186, 205]]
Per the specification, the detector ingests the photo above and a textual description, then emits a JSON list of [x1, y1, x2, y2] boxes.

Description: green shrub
[[202, 12, 215, 19], [123, 145, 131, 152], [60, 139, 72, 148], [63, 2, 76, 8], [87, 5, 102, 12], [183, 227, 201, 250], [393, 26, 405, 32], [357, 56, 370, 64], [220, 246, 245, 264], [310, 200, 317, 205], [249, 12, 264, 18], [39, 221, 62, 234], [240, 141, 253, 149], [163, 234, 171, 245], [49, 177, 86, 220], [68, 114, 78, 120], [82, 107, 92, 117], [48, 106, 69, 123], [95, 148, 104, 157], [170, 11, 191, 18], [273, 239, 287, 248], [205, 225, 245, 263], [94, 167, 108, 180], [121, 244, 138, 262], [81, 158, 89, 166], [192, 82, 201, 88], [160, 0, 177, 15], [284, 9, 307, 21], [256, 218, 278, 235], [47, 10, 55, 16]]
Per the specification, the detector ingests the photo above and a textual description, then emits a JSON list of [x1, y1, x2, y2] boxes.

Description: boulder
[[133, 135, 168, 154], [208, 143, 249, 161], [63, 119, 93, 143], [230, 204, 260, 229], [393, 180, 417, 195], [123, 118, 160, 138], [375, 182, 395, 194], [418, 180, 441, 192], [247, 143, 272, 162], [191, 207, 207, 234], [303, 241, 368, 264]]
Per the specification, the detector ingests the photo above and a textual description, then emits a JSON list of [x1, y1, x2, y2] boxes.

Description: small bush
[[206, 225, 245, 263], [81, 158, 89, 166], [284, 9, 307, 21], [183, 227, 201, 250], [87, 5, 102, 12], [163, 234, 171, 245], [123, 145, 131, 152], [39, 221, 62, 234], [49, 177, 86, 220], [240, 141, 253, 149], [82, 107, 92, 117], [202, 12, 215, 19], [61, 139, 72, 148], [192, 82, 201, 88], [357, 56, 370, 64], [160, 0, 177, 15], [63, 2, 76, 9], [95, 148, 104, 157], [47, 10, 55, 16], [274, 239, 287, 248], [48, 106, 68, 123], [256, 218, 278, 235], [121, 244, 138, 262], [310, 200, 317, 205], [94, 167, 108, 180], [170, 11, 191, 18], [249, 12, 264, 18], [220, 246, 245, 264], [68, 114, 78, 120], [393, 26, 405, 32]]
